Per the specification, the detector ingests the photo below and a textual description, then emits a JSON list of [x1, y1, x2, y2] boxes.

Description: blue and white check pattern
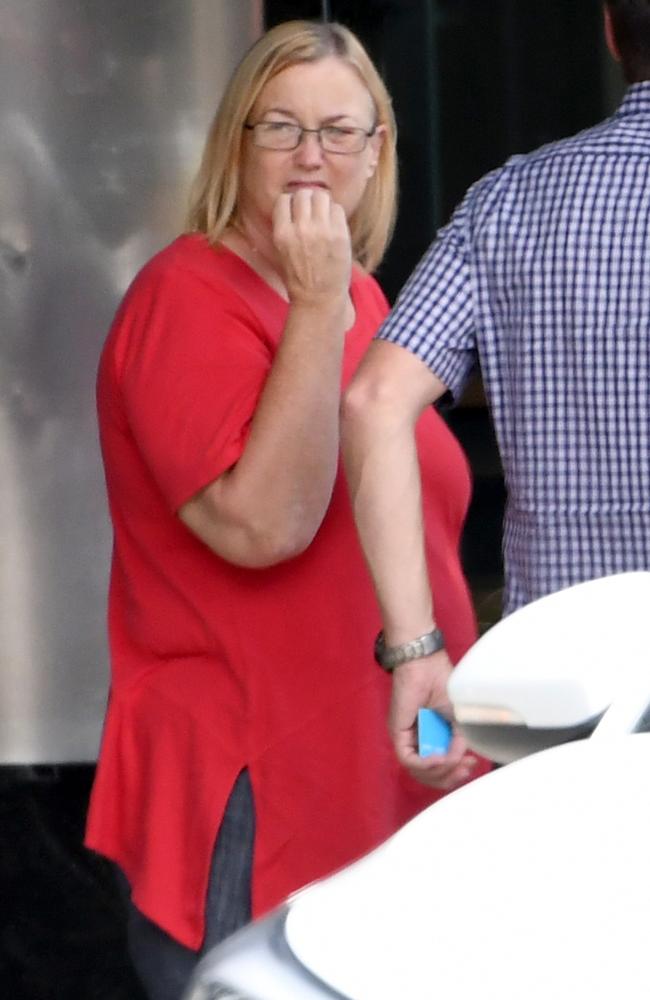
[[379, 83, 650, 614]]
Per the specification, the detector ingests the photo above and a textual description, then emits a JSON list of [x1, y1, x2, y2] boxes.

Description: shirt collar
[[616, 80, 650, 118]]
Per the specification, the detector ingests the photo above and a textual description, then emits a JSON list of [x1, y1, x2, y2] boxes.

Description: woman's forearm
[[179, 294, 349, 567], [341, 348, 436, 641]]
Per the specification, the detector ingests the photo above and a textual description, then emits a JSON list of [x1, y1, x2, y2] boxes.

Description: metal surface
[[184, 907, 348, 1000], [0, 0, 263, 763]]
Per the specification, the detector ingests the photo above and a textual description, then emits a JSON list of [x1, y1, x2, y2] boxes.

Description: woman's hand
[[389, 652, 479, 790], [272, 188, 352, 308]]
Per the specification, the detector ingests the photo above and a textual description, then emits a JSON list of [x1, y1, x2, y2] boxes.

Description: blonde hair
[[186, 20, 397, 273]]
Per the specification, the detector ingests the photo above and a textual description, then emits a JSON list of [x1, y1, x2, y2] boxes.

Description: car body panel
[[188, 907, 346, 999], [188, 735, 650, 999], [285, 735, 650, 999]]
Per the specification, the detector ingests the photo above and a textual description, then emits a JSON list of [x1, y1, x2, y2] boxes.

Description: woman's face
[[238, 56, 384, 230]]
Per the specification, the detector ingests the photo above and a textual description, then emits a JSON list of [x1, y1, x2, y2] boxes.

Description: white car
[[184, 572, 650, 1000]]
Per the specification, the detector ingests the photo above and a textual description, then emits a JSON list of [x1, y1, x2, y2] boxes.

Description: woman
[[85, 19, 489, 1000]]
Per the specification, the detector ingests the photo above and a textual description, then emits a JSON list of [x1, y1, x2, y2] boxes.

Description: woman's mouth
[[285, 181, 329, 190]]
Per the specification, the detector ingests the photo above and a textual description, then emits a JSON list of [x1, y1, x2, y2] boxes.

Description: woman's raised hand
[[272, 188, 352, 308]]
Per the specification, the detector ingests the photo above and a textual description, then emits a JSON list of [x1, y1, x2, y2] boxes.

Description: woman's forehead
[[253, 57, 375, 119]]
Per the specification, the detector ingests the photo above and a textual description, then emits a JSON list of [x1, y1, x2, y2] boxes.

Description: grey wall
[[0, 0, 263, 763]]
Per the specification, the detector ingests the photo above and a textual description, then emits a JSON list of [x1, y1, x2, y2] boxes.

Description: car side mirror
[[448, 572, 650, 763]]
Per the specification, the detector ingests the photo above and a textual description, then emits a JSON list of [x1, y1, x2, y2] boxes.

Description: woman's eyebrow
[[258, 108, 360, 124], [321, 114, 359, 125], [258, 106, 299, 119]]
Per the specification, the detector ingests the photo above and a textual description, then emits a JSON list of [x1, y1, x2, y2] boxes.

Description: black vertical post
[[370, 0, 441, 300]]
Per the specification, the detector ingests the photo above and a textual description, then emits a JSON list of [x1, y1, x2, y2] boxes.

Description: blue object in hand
[[417, 708, 452, 757]]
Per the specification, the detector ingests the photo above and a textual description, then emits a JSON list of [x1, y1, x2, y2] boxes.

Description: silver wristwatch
[[374, 627, 446, 672]]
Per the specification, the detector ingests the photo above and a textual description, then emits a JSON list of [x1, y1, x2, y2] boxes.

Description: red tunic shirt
[[85, 234, 488, 949]]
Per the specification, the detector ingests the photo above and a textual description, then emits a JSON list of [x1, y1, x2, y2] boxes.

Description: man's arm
[[342, 340, 476, 788]]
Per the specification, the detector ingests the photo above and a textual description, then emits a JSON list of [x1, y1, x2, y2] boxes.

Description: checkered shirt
[[378, 83, 650, 614]]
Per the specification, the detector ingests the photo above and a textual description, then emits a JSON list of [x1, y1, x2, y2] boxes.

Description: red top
[[86, 234, 488, 949]]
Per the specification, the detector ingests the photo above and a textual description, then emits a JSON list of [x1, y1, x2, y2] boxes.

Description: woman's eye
[[323, 127, 356, 142], [263, 122, 296, 133]]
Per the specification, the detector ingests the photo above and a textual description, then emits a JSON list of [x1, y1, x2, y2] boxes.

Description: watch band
[[374, 627, 445, 672]]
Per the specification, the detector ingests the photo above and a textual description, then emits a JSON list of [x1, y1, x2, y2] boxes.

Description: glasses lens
[[321, 126, 366, 153], [253, 122, 300, 149], [250, 122, 371, 153]]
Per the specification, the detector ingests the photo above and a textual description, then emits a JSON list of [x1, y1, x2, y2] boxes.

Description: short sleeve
[[117, 262, 272, 510], [377, 194, 478, 400]]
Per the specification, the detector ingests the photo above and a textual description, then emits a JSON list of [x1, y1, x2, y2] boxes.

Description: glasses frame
[[244, 120, 377, 155]]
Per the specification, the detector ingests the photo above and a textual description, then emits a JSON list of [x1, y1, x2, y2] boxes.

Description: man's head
[[605, 0, 650, 82]]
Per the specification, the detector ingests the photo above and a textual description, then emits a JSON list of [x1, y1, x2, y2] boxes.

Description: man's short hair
[[607, 0, 650, 82]]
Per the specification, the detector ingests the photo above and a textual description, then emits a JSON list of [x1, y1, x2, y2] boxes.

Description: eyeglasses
[[244, 120, 376, 154]]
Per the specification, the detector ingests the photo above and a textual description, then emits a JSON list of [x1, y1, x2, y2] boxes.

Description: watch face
[[374, 631, 390, 669]]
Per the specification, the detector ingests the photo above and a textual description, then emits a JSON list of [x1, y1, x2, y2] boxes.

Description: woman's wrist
[[375, 626, 445, 671]]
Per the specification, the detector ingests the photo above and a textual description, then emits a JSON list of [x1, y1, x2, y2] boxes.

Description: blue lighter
[[417, 708, 452, 757]]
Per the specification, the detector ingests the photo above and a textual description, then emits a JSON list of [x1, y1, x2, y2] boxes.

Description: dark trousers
[[116, 769, 255, 1000]]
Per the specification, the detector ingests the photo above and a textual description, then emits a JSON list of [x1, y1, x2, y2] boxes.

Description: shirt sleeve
[[117, 261, 272, 511], [377, 192, 478, 400]]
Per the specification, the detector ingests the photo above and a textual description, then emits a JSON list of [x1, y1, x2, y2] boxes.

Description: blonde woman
[[85, 19, 488, 1000]]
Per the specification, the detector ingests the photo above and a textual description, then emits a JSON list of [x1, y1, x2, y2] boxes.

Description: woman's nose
[[293, 130, 325, 166]]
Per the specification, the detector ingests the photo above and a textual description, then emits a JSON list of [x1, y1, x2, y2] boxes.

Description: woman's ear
[[366, 124, 386, 178]]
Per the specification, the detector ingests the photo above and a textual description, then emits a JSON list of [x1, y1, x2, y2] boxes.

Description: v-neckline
[[213, 240, 360, 331]]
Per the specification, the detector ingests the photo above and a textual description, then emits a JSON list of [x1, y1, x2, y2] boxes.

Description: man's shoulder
[[459, 114, 620, 221], [514, 114, 618, 169]]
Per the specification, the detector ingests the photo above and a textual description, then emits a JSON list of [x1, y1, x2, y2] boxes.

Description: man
[[342, 0, 650, 788]]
